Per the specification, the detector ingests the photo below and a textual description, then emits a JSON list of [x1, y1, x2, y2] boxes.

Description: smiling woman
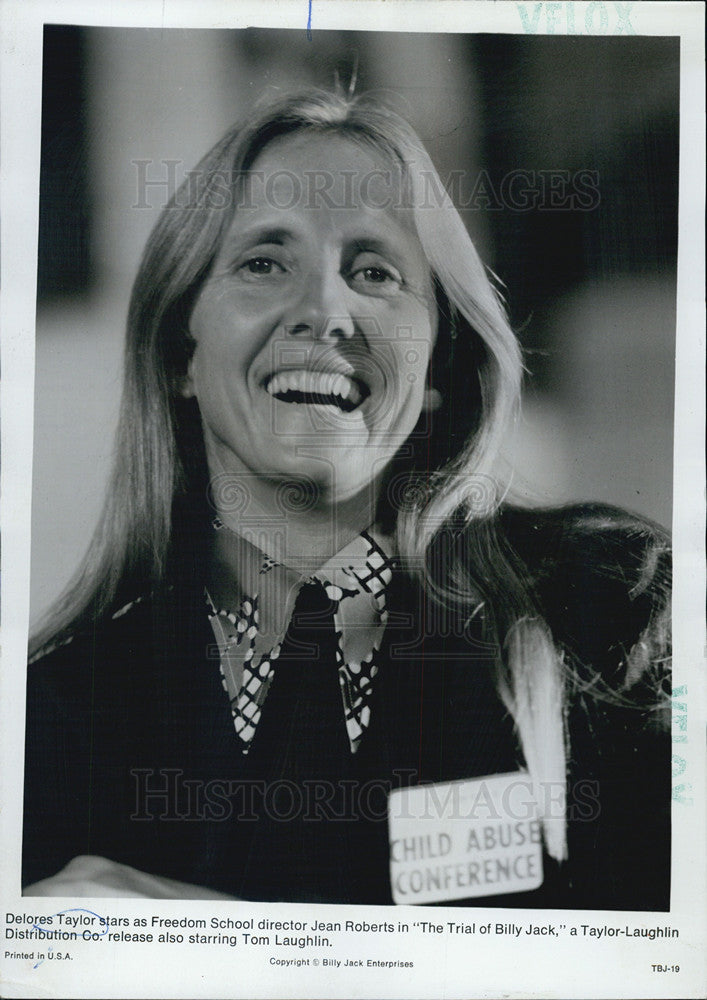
[[184, 132, 437, 513], [23, 89, 671, 909]]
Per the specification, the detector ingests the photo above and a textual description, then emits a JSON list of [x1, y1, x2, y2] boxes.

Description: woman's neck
[[210, 473, 380, 572]]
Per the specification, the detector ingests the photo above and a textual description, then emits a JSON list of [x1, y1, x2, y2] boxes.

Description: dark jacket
[[22, 503, 671, 908]]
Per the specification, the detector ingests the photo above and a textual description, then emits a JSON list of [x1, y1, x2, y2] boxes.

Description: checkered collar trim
[[206, 526, 398, 755]]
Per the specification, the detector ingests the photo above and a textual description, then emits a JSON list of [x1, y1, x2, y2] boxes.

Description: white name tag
[[388, 771, 543, 904]]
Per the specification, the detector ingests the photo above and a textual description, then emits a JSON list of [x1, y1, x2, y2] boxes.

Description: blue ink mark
[[307, 0, 313, 40], [33, 946, 52, 969], [30, 906, 109, 968], [30, 906, 108, 936]]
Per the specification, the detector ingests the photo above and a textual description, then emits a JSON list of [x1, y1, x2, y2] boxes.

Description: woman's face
[[186, 131, 437, 505]]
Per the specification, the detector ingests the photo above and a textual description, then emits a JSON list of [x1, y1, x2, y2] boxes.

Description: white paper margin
[[1, 2, 705, 998]]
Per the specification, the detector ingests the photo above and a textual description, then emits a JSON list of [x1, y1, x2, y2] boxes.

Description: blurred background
[[31, 26, 679, 623]]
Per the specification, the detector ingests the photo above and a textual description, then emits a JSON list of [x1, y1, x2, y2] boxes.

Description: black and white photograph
[[1, 2, 704, 998]]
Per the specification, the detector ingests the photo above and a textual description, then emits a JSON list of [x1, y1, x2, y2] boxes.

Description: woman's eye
[[361, 266, 392, 283], [351, 262, 403, 290], [239, 256, 283, 276]]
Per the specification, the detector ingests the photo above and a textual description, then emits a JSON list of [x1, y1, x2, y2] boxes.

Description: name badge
[[388, 771, 543, 904]]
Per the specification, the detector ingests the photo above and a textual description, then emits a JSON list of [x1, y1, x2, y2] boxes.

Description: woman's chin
[[262, 453, 381, 508]]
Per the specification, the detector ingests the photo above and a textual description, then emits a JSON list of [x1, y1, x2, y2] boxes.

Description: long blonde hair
[[31, 89, 569, 861]]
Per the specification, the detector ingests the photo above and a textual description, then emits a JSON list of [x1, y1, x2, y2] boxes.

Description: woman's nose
[[286, 268, 355, 341]]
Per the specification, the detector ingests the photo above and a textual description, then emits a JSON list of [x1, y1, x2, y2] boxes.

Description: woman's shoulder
[[498, 501, 671, 709], [27, 582, 209, 697], [498, 500, 670, 597], [27, 593, 154, 697]]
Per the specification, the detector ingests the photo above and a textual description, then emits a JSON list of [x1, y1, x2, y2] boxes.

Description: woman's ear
[[422, 387, 442, 412], [178, 329, 198, 398], [180, 357, 196, 399]]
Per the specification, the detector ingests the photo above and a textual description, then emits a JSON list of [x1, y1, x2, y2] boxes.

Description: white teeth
[[265, 369, 363, 406], [344, 379, 362, 405]]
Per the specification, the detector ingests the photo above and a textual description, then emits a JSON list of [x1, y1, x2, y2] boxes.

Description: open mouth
[[264, 370, 370, 413]]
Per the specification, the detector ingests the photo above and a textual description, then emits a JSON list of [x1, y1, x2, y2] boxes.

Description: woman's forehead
[[236, 131, 417, 235]]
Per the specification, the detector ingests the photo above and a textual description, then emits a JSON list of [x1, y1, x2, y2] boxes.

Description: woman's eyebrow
[[222, 225, 292, 251], [346, 234, 423, 279], [348, 236, 394, 254]]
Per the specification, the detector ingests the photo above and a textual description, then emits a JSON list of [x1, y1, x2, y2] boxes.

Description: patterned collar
[[206, 521, 398, 755]]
